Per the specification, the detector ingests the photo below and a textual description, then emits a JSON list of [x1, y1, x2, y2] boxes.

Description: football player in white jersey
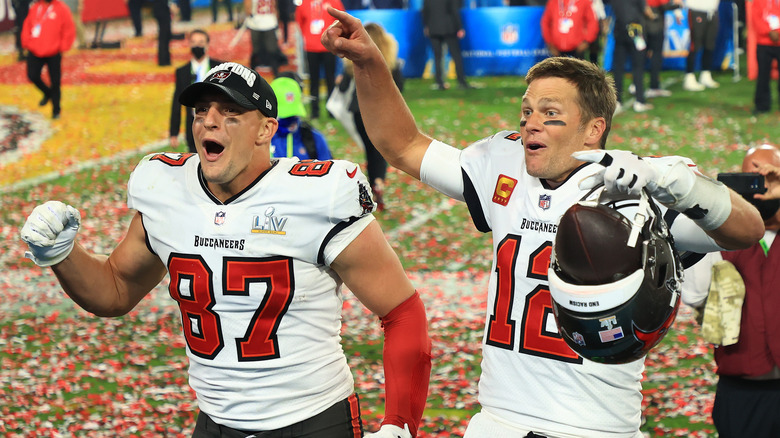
[[322, 9, 764, 438], [20, 62, 431, 438]]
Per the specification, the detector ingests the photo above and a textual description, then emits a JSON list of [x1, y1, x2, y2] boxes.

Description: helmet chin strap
[[627, 190, 651, 248]]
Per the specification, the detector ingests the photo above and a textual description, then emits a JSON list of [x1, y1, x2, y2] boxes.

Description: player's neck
[[205, 159, 275, 203]]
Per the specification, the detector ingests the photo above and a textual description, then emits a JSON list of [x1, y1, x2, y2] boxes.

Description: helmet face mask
[[548, 189, 683, 364]]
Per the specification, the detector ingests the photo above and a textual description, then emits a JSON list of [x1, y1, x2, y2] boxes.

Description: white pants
[[463, 411, 646, 438], [463, 411, 544, 438]]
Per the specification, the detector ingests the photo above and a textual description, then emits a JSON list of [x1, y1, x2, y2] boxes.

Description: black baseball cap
[[179, 62, 277, 118]]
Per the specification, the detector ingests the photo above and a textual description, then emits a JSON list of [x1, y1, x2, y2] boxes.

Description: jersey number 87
[[167, 253, 295, 361]]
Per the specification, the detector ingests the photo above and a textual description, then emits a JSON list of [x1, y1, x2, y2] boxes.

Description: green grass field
[[1, 54, 778, 436]]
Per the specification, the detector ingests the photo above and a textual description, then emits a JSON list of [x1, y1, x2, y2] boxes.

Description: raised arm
[[321, 7, 432, 180], [21, 203, 167, 317], [330, 220, 431, 437]]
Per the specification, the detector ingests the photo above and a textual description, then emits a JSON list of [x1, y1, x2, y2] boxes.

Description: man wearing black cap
[[19, 62, 432, 438]]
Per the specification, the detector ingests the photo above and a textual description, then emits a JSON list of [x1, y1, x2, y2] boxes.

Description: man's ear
[[584, 117, 606, 147], [257, 116, 278, 145]]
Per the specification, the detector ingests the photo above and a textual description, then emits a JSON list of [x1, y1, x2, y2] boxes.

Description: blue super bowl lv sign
[[460, 6, 548, 76]]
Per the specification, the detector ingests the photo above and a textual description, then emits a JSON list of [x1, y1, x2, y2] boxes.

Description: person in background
[[244, 0, 285, 76], [278, 0, 296, 44], [751, 0, 780, 115], [682, 0, 721, 91], [21, 0, 75, 120], [645, 0, 682, 97], [681, 144, 780, 438], [153, 0, 172, 66], [295, 0, 344, 119], [170, 29, 224, 153], [540, 0, 599, 60], [340, 22, 404, 212], [210, 0, 234, 23], [422, 0, 472, 90], [322, 8, 764, 437], [12, 0, 32, 61], [609, 0, 653, 114], [588, 0, 609, 65], [127, 0, 143, 37], [176, 0, 191, 22], [20, 61, 431, 438], [270, 76, 333, 160]]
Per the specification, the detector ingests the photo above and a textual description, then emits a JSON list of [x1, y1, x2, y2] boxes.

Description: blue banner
[[460, 6, 547, 77], [192, 0, 239, 7], [349, 7, 550, 78]]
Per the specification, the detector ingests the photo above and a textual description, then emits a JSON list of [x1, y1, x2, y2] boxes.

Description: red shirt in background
[[540, 0, 599, 53], [21, 0, 76, 58], [752, 0, 780, 47], [296, 0, 345, 53]]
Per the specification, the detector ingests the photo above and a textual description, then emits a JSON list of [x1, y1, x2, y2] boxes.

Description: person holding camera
[[681, 144, 780, 438]]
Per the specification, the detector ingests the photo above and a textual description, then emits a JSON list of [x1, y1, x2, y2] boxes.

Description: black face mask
[[191, 46, 206, 59], [743, 194, 780, 221]]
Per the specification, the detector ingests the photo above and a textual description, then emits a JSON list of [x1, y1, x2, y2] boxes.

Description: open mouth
[[202, 140, 225, 158], [526, 141, 546, 151]]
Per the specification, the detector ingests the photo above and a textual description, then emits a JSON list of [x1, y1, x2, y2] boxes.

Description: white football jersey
[[422, 132, 721, 437], [127, 153, 376, 431]]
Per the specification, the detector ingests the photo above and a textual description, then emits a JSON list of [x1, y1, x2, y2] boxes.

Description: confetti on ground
[[0, 9, 741, 437]]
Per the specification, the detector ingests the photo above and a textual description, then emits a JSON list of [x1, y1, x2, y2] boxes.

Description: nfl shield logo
[[501, 24, 519, 45], [214, 211, 226, 225], [538, 194, 551, 210], [573, 332, 586, 346]]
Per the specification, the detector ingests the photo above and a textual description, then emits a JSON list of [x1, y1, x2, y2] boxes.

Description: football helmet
[[548, 188, 683, 364]]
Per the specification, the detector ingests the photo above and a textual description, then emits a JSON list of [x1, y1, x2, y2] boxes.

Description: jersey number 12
[[486, 235, 582, 364]]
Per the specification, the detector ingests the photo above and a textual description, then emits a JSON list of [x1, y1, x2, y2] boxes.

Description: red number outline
[[168, 254, 223, 359], [486, 235, 519, 350], [223, 256, 295, 361], [486, 236, 582, 364], [289, 160, 333, 177], [519, 285, 582, 363], [150, 153, 195, 166], [168, 254, 295, 361]]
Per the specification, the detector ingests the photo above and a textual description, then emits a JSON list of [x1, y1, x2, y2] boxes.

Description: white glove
[[575, 150, 731, 230], [364, 424, 412, 438], [574, 149, 654, 196], [20, 201, 81, 267]]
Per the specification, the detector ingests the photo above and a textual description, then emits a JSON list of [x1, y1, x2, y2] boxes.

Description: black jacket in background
[[607, 0, 647, 28], [422, 0, 463, 37]]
